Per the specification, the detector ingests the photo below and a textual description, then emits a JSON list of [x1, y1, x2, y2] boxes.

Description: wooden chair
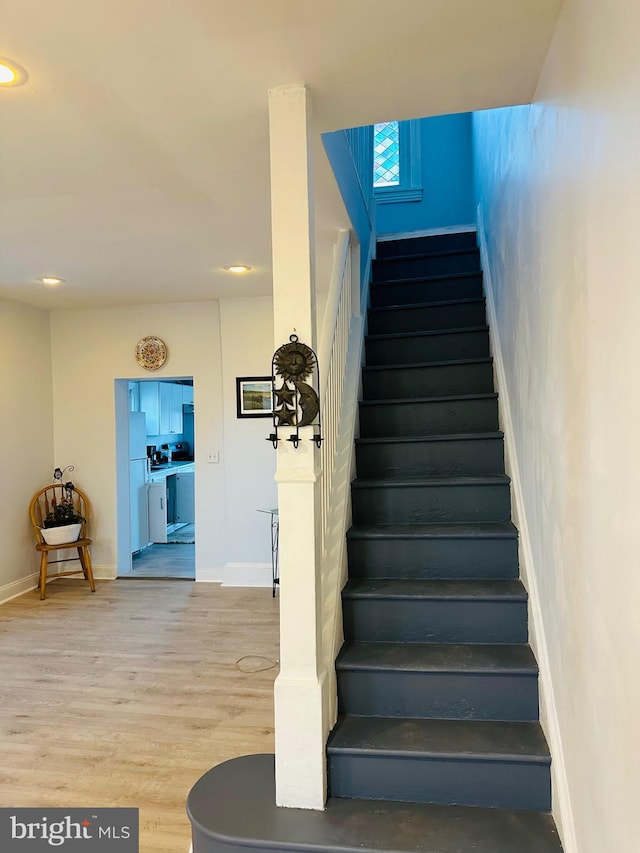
[[29, 484, 96, 600]]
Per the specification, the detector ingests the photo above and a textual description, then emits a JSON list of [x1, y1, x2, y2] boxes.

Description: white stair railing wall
[[317, 230, 364, 733]]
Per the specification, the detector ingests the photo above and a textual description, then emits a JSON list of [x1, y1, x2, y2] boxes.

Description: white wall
[[473, 1, 640, 850], [0, 300, 54, 600], [218, 297, 277, 585], [50, 298, 280, 583], [50, 302, 226, 578]]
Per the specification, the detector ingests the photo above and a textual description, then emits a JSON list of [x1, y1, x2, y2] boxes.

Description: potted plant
[[40, 482, 85, 545]]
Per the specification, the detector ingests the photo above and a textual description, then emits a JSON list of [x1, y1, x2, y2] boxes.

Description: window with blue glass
[[374, 121, 401, 187], [373, 119, 422, 204]]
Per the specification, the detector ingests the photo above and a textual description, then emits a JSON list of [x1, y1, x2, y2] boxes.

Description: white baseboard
[[377, 223, 476, 242], [0, 572, 39, 604], [222, 562, 272, 588], [0, 565, 118, 605], [93, 564, 117, 580], [194, 566, 224, 583], [477, 206, 577, 853]]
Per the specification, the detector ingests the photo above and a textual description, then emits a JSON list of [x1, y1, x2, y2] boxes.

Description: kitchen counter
[[149, 461, 194, 482]]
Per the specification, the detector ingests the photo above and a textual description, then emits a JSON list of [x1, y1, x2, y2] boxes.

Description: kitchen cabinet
[[148, 463, 194, 543], [175, 471, 194, 523], [171, 385, 185, 432], [148, 481, 167, 543], [159, 382, 183, 434], [139, 381, 183, 436], [139, 381, 160, 435]]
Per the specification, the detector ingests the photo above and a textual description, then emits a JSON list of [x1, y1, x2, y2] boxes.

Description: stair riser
[[328, 754, 551, 811], [188, 752, 564, 853], [351, 483, 511, 525], [359, 397, 499, 438], [366, 329, 490, 366], [337, 670, 539, 721], [346, 536, 519, 580], [370, 274, 483, 308], [367, 299, 487, 336], [373, 250, 480, 282], [376, 232, 477, 258], [343, 599, 527, 644], [362, 361, 495, 400], [355, 437, 505, 478]]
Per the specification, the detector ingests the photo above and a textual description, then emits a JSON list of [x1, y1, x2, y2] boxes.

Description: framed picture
[[236, 376, 273, 418]]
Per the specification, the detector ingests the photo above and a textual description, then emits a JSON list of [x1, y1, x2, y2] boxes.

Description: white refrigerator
[[129, 411, 149, 553]]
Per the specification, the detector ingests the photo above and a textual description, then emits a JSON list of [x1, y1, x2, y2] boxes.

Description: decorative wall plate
[[135, 336, 167, 370]]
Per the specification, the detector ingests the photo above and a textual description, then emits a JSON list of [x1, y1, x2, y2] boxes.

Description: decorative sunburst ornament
[[135, 336, 167, 370], [268, 334, 322, 449], [273, 339, 316, 383]]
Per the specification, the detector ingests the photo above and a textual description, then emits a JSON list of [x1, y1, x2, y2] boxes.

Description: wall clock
[[135, 336, 167, 370]]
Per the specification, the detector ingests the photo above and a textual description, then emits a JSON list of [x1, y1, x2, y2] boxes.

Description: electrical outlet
[[208, 450, 220, 464]]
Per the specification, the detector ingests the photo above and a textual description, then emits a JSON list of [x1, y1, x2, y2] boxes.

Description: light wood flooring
[[123, 543, 195, 579], [0, 579, 279, 853]]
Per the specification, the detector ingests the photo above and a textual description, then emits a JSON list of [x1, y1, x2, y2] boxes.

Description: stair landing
[[187, 754, 563, 853]]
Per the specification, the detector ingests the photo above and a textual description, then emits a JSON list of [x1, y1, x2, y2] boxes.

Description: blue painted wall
[[376, 113, 475, 235], [322, 129, 375, 288]]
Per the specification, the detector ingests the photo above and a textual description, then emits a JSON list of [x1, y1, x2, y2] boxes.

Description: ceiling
[[0, 0, 562, 310]]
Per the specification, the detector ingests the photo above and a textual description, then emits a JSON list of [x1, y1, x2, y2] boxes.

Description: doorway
[[114, 377, 196, 580]]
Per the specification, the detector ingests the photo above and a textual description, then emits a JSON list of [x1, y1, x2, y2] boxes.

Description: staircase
[[187, 231, 564, 853], [326, 232, 564, 846]]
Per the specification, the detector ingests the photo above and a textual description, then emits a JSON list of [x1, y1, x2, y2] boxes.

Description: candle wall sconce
[[267, 334, 322, 450]]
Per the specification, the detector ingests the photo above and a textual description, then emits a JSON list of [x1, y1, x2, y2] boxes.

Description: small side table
[[257, 508, 279, 596]]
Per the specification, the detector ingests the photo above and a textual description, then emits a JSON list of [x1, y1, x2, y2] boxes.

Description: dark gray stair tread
[[372, 270, 482, 286], [328, 717, 550, 763], [337, 642, 537, 674], [187, 754, 563, 853], [352, 475, 510, 488], [360, 392, 497, 406], [347, 521, 518, 540], [366, 325, 489, 342], [363, 356, 493, 372], [356, 431, 504, 445], [375, 247, 480, 263], [369, 295, 485, 313], [342, 578, 527, 601]]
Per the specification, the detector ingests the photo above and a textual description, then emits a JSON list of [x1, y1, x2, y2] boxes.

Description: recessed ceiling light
[[224, 265, 252, 274], [0, 57, 28, 87], [39, 276, 65, 287]]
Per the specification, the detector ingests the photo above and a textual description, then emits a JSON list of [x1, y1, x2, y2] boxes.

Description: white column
[[268, 84, 327, 810]]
